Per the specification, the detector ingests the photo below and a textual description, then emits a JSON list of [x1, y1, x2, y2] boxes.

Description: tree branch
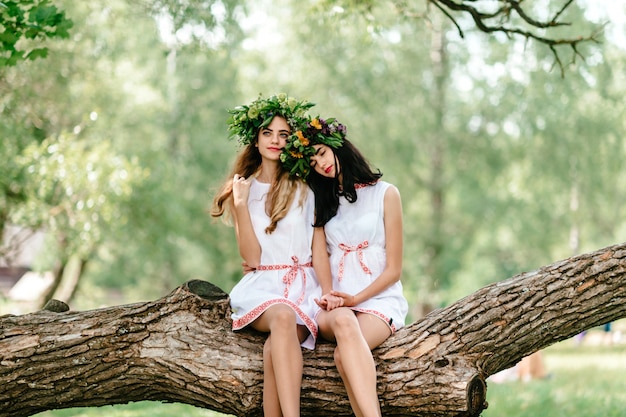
[[391, 0, 606, 75], [2, 243, 626, 416]]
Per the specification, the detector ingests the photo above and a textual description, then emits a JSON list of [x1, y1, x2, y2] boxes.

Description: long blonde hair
[[211, 143, 305, 234]]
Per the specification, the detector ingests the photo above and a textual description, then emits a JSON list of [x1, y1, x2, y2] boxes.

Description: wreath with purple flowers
[[281, 117, 347, 179]]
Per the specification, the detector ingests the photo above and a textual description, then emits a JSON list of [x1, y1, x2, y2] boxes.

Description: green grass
[[483, 337, 626, 417], [34, 402, 227, 417], [34, 333, 626, 417]]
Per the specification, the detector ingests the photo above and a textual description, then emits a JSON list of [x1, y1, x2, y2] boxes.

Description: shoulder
[[382, 182, 401, 204], [376, 180, 398, 191], [369, 180, 398, 198], [381, 181, 399, 194]]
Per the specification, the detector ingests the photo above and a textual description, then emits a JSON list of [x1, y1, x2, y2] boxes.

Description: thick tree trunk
[[2, 242, 626, 417]]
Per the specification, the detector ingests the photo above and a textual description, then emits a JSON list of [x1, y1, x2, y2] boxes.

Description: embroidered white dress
[[324, 181, 408, 332], [229, 178, 320, 349]]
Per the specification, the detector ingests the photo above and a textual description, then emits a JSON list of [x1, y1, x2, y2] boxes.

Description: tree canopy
[[1, 0, 625, 320]]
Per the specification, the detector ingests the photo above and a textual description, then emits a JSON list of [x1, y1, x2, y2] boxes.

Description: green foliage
[[282, 117, 347, 179], [11, 133, 147, 261], [267, 0, 626, 311], [0, 135, 27, 219], [1, 0, 625, 316], [484, 339, 626, 417], [0, 0, 73, 66], [1, 0, 626, 411], [33, 401, 226, 417], [226, 93, 315, 146]]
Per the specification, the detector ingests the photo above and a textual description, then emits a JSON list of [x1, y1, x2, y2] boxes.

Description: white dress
[[229, 178, 320, 349], [324, 181, 408, 332]]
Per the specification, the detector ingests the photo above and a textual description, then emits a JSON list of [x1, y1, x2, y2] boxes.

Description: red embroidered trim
[[257, 256, 312, 304], [337, 241, 372, 281], [352, 308, 397, 333], [232, 298, 318, 339], [354, 180, 378, 190]]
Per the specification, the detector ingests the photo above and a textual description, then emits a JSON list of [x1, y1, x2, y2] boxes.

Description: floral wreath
[[226, 93, 315, 146], [280, 117, 347, 179]]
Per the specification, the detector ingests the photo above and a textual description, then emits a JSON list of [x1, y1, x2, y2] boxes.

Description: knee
[[269, 306, 297, 332], [331, 309, 360, 338]]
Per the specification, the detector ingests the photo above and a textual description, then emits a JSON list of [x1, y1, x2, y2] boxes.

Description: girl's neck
[[256, 162, 279, 184]]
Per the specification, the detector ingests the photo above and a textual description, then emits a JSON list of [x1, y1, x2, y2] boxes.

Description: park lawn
[[35, 335, 625, 417], [34, 402, 226, 417], [483, 337, 626, 417]]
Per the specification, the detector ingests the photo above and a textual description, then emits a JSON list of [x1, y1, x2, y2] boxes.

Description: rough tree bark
[[2, 242, 626, 417]]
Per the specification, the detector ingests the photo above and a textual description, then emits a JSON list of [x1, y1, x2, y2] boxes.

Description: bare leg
[[318, 308, 391, 417], [262, 336, 282, 417], [253, 304, 308, 417], [356, 312, 392, 350]]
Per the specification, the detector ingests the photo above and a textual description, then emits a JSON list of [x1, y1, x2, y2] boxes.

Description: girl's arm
[[312, 226, 342, 310], [332, 185, 403, 306], [312, 226, 333, 295], [231, 174, 262, 268]]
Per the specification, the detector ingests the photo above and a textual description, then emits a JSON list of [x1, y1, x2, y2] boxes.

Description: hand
[[314, 297, 327, 310], [232, 174, 251, 208], [315, 293, 344, 311], [242, 261, 255, 274], [330, 290, 357, 307]]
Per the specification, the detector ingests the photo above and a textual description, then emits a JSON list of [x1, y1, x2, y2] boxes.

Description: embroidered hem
[[351, 308, 397, 333], [232, 298, 319, 340], [313, 306, 397, 333]]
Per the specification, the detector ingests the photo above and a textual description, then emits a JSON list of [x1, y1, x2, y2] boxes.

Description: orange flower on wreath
[[296, 130, 309, 146], [310, 118, 322, 130]]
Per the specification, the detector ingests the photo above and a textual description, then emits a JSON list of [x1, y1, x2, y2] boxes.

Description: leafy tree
[[434, 5, 626, 302], [1, 0, 623, 317], [272, 0, 625, 311], [0, 0, 72, 66], [10, 132, 146, 305]]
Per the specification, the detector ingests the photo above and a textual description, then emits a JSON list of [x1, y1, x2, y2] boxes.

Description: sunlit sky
[[156, 1, 626, 53], [580, 0, 626, 49], [238, 0, 626, 48]]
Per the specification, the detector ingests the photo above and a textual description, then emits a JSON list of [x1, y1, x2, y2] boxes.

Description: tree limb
[[2, 242, 626, 416], [392, 0, 606, 75]]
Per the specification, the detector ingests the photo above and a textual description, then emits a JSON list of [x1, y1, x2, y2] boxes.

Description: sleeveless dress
[[323, 181, 408, 332], [229, 178, 320, 349]]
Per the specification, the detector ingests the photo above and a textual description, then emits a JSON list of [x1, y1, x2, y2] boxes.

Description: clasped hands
[[315, 291, 355, 311], [240, 261, 357, 311]]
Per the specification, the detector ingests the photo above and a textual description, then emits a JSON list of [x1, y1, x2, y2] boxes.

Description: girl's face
[[256, 116, 290, 161], [310, 144, 339, 178]]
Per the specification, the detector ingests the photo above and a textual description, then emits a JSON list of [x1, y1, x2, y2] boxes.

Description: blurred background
[[1, 0, 625, 416]]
